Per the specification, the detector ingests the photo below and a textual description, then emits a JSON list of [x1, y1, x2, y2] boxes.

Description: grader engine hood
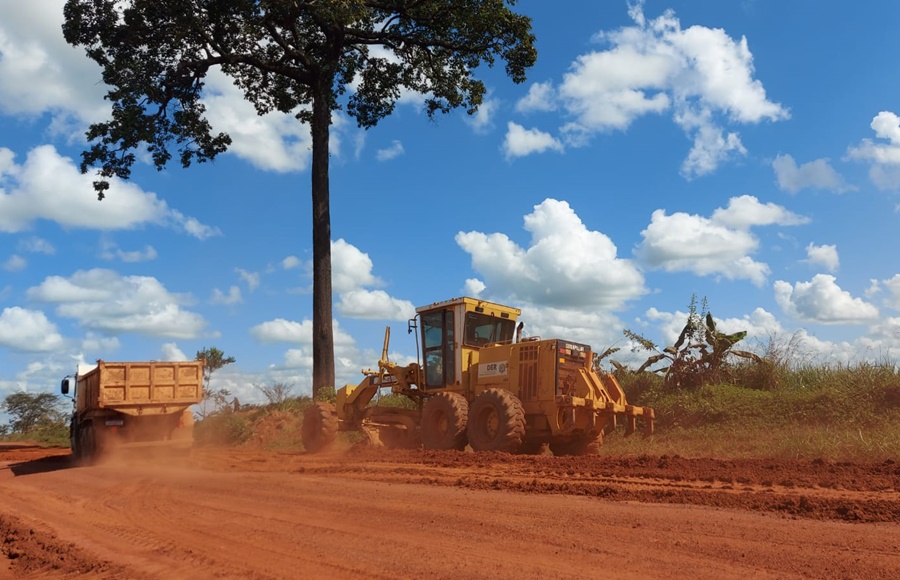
[[476, 338, 653, 437]]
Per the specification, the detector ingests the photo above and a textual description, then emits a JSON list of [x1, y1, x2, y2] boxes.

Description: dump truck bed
[[77, 361, 204, 416]]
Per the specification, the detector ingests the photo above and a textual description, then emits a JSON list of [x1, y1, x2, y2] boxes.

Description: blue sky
[[2, 0, 900, 407]]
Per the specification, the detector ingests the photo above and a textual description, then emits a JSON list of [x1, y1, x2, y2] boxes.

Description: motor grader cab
[[301, 297, 654, 455]]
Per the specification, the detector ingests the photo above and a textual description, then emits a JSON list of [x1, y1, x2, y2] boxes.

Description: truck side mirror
[[60, 377, 71, 395]]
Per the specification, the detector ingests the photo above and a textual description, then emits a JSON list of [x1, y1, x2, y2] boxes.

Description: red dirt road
[[1, 444, 899, 579]]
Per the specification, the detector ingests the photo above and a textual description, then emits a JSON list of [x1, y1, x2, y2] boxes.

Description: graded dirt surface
[[1, 443, 899, 579]]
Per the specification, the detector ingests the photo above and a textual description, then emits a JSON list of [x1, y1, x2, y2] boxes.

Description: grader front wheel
[[301, 402, 338, 453], [421, 392, 468, 451]]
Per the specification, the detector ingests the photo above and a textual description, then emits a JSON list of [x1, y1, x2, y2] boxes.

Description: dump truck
[[302, 297, 654, 455], [61, 360, 204, 461]]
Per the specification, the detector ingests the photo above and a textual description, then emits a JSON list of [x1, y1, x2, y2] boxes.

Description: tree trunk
[[310, 92, 335, 399]]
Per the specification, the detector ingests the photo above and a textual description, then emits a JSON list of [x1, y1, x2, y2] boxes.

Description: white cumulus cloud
[[847, 111, 900, 190], [774, 275, 879, 325], [773, 154, 854, 194], [211, 286, 243, 305], [27, 269, 207, 338], [527, 2, 787, 176], [0, 307, 65, 352], [0, 145, 216, 238], [250, 318, 355, 347], [3, 255, 25, 272], [456, 198, 644, 310], [337, 289, 415, 321], [637, 195, 807, 286], [805, 243, 839, 272], [502, 122, 564, 159], [376, 140, 405, 161], [331, 239, 381, 293]]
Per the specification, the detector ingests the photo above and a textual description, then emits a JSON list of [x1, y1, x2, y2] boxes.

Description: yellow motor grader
[[302, 297, 653, 455]]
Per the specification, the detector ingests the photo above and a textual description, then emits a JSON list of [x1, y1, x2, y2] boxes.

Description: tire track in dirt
[[4, 446, 900, 578], [196, 448, 900, 523]]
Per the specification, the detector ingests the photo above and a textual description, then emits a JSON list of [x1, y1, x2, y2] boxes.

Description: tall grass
[[609, 356, 900, 461]]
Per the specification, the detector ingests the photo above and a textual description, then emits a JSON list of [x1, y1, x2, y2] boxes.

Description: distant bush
[[193, 413, 253, 446]]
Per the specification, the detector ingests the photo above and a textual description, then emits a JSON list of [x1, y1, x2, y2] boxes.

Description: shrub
[[193, 413, 253, 446]]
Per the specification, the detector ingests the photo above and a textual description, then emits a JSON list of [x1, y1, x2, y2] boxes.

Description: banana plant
[[619, 295, 761, 389]]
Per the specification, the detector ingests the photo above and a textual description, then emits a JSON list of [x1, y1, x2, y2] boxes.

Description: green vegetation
[[194, 394, 320, 449], [194, 356, 900, 461], [593, 296, 900, 460], [192, 295, 900, 461], [0, 392, 70, 447], [196, 346, 236, 420], [606, 356, 900, 461]]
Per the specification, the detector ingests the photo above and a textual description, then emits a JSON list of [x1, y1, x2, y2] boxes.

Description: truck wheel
[[80, 424, 96, 463], [467, 389, 525, 454], [301, 402, 338, 453], [70, 422, 81, 462], [550, 432, 602, 456], [421, 392, 468, 451]]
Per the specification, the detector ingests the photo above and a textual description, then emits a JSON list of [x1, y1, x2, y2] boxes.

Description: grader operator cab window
[[463, 312, 516, 347], [422, 309, 456, 388]]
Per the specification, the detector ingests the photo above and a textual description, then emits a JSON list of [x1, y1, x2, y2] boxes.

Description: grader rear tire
[[301, 402, 338, 453], [421, 392, 468, 451], [467, 389, 525, 454]]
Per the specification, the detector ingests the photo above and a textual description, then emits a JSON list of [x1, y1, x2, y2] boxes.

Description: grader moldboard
[[301, 297, 654, 456]]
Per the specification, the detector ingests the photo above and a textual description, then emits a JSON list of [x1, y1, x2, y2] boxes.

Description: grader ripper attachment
[[301, 297, 654, 455]]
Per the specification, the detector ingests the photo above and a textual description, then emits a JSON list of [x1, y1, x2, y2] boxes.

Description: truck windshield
[[463, 312, 516, 347]]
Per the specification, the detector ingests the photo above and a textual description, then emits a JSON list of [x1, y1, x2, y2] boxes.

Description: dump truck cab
[[302, 297, 653, 455]]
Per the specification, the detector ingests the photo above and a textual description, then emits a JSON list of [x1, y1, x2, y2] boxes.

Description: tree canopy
[[63, 0, 537, 396], [2, 392, 67, 434], [196, 346, 236, 417]]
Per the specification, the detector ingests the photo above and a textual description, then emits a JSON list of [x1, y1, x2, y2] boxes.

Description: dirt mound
[[245, 410, 303, 450], [0, 514, 129, 578], [0, 445, 70, 463]]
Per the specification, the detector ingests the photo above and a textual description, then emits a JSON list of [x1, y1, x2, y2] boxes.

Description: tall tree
[[63, 0, 537, 397]]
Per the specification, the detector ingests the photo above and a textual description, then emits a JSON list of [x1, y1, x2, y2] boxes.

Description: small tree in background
[[2, 392, 68, 443], [255, 382, 295, 407], [196, 347, 236, 419]]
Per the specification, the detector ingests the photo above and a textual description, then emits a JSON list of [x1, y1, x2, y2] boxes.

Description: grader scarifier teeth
[[623, 405, 655, 436]]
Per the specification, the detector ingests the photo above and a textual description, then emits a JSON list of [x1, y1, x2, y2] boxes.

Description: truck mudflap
[[555, 395, 654, 436]]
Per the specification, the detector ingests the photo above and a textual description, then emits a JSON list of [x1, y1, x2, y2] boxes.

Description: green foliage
[[372, 392, 419, 410], [610, 356, 900, 461], [313, 386, 337, 404], [196, 347, 236, 382], [1, 392, 69, 446], [622, 294, 763, 390], [196, 346, 236, 419], [2, 392, 67, 433], [62, 0, 536, 190], [193, 412, 253, 447]]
